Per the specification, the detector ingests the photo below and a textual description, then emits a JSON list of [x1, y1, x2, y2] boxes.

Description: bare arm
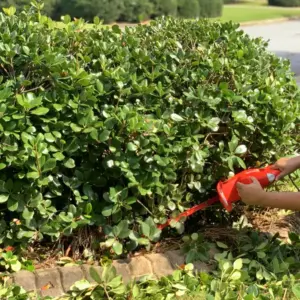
[[236, 155, 300, 210], [259, 192, 300, 210], [273, 156, 300, 180]]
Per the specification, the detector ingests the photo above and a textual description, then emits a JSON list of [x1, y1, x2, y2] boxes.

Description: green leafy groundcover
[[0, 2, 298, 255], [3, 228, 300, 299]]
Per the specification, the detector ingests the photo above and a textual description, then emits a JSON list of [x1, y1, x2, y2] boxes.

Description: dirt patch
[[245, 208, 300, 240]]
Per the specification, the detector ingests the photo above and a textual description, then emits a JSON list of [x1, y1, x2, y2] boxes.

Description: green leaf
[[0, 163, 6, 170], [229, 135, 239, 153], [11, 260, 22, 272], [293, 284, 300, 299], [62, 15, 71, 24], [85, 203, 92, 215], [127, 142, 137, 152], [132, 285, 140, 298], [7, 198, 18, 211], [27, 172, 40, 179], [233, 258, 243, 270], [126, 197, 137, 205], [235, 145, 247, 155], [99, 129, 110, 142], [64, 158, 75, 169], [112, 24, 121, 34], [115, 220, 130, 239], [30, 107, 49, 116], [102, 265, 116, 283], [71, 279, 91, 291], [138, 238, 150, 245], [230, 271, 241, 281], [236, 157, 246, 169], [94, 16, 100, 25], [22, 207, 34, 220], [216, 242, 228, 249], [222, 261, 232, 272], [53, 152, 65, 161], [0, 194, 9, 203], [112, 241, 123, 255], [3, 6, 16, 16], [191, 233, 199, 241], [207, 117, 220, 132], [43, 158, 56, 172], [23, 46, 30, 55], [171, 113, 184, 122], [102, 206, 113, 217], [90, 267, 102, 284], [141, 222, 150, 237], [45, 133, 56, 143]]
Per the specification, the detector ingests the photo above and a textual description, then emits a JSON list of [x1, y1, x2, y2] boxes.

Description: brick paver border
[[10, 250, 216, 297]]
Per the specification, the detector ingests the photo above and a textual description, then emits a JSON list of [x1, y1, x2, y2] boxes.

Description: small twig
[[103, 284, 112, 300], [20, 85, 44, 94], [288, 174, 300, 192], [137, 199, 153, 216], [65, 245, 72, 257], [204, 132, 228, 144]]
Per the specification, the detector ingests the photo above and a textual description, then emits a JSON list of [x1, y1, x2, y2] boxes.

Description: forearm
[[293, 156, 300, 169], [260, 192, 300, 210]]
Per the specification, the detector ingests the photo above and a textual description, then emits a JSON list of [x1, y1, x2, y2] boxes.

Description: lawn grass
[[221, 6, 300, 23], [220, 0, 300, 23], [230, 0, 266, 5]]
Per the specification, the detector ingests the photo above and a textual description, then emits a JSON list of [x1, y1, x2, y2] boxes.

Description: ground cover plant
[[3, 225, 300, 299]]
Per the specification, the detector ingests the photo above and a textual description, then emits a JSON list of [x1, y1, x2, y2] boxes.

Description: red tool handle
[[218, 165, 280, 212]]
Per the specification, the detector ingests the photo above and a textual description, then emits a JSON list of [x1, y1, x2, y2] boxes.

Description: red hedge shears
[[158, 165, 280, 230]]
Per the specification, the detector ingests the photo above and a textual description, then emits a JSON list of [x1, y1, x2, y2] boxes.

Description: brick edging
[[10, 249, 216, 298]]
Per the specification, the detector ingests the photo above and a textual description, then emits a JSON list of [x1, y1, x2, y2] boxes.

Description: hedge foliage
[[0, 0, 224, 23], [199, 0, 223, 18], [223, 0, 240, 3], [0, 3, 299, 254], [268, 0, 300, 6]]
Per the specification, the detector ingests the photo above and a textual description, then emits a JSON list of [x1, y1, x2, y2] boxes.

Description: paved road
[[241, 20, 300, 85]]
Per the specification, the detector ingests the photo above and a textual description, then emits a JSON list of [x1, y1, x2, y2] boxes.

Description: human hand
[[272, 156, 300, 181], [236, 177, 265, 206]]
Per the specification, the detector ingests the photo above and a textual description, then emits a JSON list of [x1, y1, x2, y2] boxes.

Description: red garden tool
[[158, 165, 280, 230]]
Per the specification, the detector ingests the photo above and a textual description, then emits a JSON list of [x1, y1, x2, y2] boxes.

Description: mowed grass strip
[[220, 3, 300, 23]]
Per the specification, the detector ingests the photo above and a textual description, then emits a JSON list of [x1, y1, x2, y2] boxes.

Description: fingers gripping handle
[[217, 166, 280, 212]]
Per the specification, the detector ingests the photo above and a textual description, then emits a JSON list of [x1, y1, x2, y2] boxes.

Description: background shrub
[[1, 0, 224, 23], [119, 0, 153, 22], [198, 0, 223, 18], [223, 0, 240, 3], [151, 0, 178, 18], [268, 0, 300, 6], [178, 0, 200, 18], [0, 5, 298, 252]]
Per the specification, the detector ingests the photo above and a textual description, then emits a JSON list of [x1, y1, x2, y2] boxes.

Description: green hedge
[[268, 0, 300, 6], [177, 0, 200, 18], [0, 0, 223, 23], [223, 0, 240, 3], [151, 0, 178, 17], [198, 0, 223, 18], [0, 4, 298, 253], [119, 0, 153, 22]]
